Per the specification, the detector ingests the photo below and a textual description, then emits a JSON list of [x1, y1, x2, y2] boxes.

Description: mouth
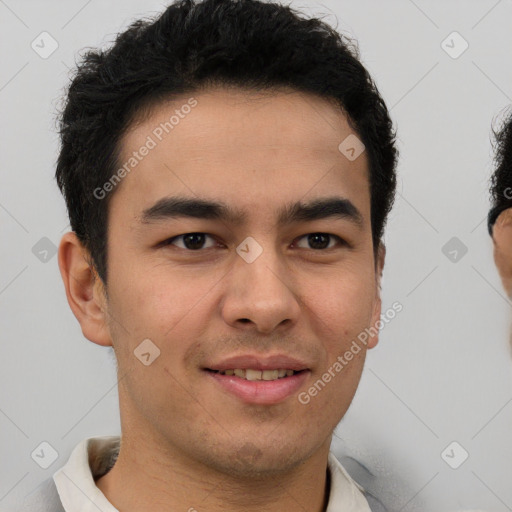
[[203, 355, 310, 405], [206, 368, 305, 381], [205, 368, 310, 405]]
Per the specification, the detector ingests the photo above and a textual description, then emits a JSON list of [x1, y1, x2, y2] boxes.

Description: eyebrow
[[139, 196, 363, 228]]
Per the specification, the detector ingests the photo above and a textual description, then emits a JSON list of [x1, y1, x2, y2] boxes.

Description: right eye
[[161, 233, 219, 251]]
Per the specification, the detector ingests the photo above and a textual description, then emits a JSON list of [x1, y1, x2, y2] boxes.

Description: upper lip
[[205, 354, 310, 372]]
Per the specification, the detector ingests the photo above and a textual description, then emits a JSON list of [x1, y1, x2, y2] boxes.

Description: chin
[[200, 438, 315, 479]]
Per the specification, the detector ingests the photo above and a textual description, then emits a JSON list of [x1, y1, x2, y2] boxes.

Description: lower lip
[[206, 370, 310, 405]]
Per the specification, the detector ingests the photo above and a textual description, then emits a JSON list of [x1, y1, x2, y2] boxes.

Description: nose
[[220, 241, 301, 334]]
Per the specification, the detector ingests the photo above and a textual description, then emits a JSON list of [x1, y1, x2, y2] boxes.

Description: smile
[[205, 368, 309, 404], [211, 369, 298, 380]]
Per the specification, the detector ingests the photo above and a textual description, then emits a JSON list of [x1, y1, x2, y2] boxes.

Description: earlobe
[[367, 242, 386, 350], [58, 231, 112, 347]]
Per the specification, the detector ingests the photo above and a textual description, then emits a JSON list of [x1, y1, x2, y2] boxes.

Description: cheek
[[107, 269, 218, 383], [307, 269, 376, 340], [109, 262, 199, 334], [494, 227, 512, 264]]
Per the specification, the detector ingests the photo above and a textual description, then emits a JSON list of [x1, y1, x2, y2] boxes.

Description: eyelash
[[160, 232, 348, 251]]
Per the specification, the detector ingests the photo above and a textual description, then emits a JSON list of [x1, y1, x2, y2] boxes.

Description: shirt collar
[[53, 436, 120, 512], [53, 436, 371, 512]]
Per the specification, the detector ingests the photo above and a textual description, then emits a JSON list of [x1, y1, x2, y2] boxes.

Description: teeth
[[262, 370, 279, 381], [217, 368, 297, 380], [245, 369, 262, 381]]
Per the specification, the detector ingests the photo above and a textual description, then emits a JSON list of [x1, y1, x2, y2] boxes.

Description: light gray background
[[1, 0, 512, 510]]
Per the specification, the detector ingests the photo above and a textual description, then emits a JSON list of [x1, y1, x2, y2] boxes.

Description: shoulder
[[328, 452, 388, 512]]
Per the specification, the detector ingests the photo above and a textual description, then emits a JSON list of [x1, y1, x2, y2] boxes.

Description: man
[[488, 110, 512, 297], [20, 0, 397, 510]]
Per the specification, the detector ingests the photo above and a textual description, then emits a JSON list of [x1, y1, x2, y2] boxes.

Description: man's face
[[97, 87, 383, 476]]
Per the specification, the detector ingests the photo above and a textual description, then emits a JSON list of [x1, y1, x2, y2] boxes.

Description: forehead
[[111, 87, 371, 225]]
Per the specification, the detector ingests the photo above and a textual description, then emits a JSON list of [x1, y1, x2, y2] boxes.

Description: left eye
[[294, 233, 344, 250], [165, 233, 218, 250]]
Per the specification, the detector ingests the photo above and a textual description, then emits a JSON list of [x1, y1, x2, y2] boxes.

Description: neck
[[96, 429, 331, 512]]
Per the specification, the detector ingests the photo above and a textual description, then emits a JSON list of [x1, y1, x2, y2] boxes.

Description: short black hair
[[56, 0, 398, 285], [489, 109, 512, 234]]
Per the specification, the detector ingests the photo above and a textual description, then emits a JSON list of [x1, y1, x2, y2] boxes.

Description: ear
[[367, 242, 386, 349], [57, 231, 112, 347]]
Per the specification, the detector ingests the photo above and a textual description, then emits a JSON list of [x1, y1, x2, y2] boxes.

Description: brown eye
[[165, 233, 217, 250], [294, 233, 344, 250]]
